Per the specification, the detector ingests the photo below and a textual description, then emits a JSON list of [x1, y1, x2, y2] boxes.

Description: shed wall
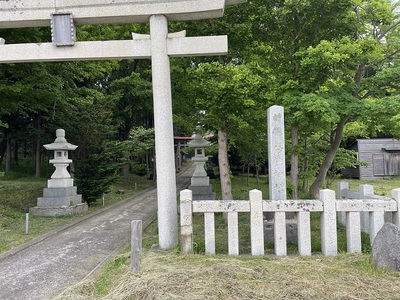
[[357, 139, 400, 180]]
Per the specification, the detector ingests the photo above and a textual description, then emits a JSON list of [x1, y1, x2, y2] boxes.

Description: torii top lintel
[[0, 0, 246, 29]]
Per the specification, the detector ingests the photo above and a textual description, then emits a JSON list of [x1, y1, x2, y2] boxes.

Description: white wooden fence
[[180, 187, 400, 256]]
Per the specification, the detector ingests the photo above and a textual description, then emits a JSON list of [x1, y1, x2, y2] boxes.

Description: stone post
[[320, 189, 337, 256], [131, 220, 142, 275], [250, 189, 264, 256], [180, 189, 193, 254], [150, 15, 178, 250], [392, 188, 400, 226], [268, 105, 287, 203], [360, 184, 374, 234], [265, 105, 297, 248], [337, 181, 349, 225], [346, 210, 361, 253]]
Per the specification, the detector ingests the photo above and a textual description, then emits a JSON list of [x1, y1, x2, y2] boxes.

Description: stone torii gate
[[0, 0, 245, 250]]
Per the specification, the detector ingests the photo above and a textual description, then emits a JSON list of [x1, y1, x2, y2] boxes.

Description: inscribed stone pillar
[[265, 105, 297, 247], [268, 105, 287, 203]]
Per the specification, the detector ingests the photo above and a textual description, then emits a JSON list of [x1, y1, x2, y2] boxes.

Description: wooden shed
[[341, 138, 400, 180]]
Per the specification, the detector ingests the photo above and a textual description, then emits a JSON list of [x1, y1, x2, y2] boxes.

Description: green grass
[[4, 171, 400, 299], [0, 173, 154, 254]]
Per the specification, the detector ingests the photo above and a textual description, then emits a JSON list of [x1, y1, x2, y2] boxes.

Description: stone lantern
[[45, 129, 77, 187], [30, 129, 87, 216], [188, 127, 215, 200]]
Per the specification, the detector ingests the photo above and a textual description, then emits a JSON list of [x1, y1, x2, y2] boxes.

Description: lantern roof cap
[[188, 126, 210, 148], [44, 129, 78, 151]]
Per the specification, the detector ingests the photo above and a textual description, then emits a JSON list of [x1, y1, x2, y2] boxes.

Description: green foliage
[[123, 127, 154, 176], [74, 143, 120, 205], [54, 92, 122, 205], [1, 0, 400, 207]]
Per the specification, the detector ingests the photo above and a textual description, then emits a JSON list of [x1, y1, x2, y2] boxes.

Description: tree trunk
[[35, 138, 41, 178], [247, 163, 250, 186], [309, 118, 347, 198], [121, 164, 130, 178], [255, 153, 260, 190], [0, 138, 7, 166], [14, 141, 19, 165], [218, 129, 233, 200], [35, 118, 41, 178], [290, 125, 299, 199], [5, 138, 11, 173], [301, 137, 309, 193]]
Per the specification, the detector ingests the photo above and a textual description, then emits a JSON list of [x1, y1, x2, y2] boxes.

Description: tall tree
[[246, 0, 400, 197], [183, 62, 266, 199]]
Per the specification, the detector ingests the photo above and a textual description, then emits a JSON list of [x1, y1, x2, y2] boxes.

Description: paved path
[[0, 164, 194, 300]]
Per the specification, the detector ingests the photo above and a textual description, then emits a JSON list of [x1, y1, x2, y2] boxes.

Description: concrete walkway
[[0, 164, 194, 300]]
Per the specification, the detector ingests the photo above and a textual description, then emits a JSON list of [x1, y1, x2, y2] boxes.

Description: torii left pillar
[[150, 15, 178, 250]]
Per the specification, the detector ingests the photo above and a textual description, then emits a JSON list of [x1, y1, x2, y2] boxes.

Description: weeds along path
[[0, 164, 194, 300]]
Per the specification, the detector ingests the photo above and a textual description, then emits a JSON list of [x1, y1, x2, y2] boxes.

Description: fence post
[[250, 189, 264, 256], [180, 189, 193, 254], [369, 211, 384, 245], [337, 181, 349, 225], [346, 211, 361, 253], [228, 212, 239, 255], [392, 188, 400, 226], [204, 213, 215, 255], [25, 213, 29, 235], [131, 220, 142, 275], [274, 211, 287, 256], [297, 211, 311, 256], [320, 189, 337, 256], [360, 184, 374, 234]]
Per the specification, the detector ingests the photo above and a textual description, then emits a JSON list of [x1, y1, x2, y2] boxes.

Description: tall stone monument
[[0, 0, 246, 249], [30, 129, 87, 217], [265, 106, 297, 255], [188, 127, 216, 200]]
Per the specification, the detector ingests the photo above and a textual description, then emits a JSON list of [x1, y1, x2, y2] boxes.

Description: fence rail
[[180, 186, 400, 257]]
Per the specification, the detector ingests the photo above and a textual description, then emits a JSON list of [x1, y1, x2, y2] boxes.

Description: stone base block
[[37, 194, 82, 207], [43, 186, 78, 197], [189, 184, 216, 200], [264, 219, 298, 245], [191, 176, 209, 186], [192, 193, 216, 200], [29, 203, 88, 217], [48, 178, 74, 188], [189, 185, 213, 193]]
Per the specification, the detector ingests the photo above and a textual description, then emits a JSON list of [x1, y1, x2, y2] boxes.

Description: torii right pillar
[[266, 105, 297, 256]]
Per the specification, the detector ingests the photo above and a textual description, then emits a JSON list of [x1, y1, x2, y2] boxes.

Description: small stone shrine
[[30, 129, 87, 217], [188, 127, 215, 200]]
